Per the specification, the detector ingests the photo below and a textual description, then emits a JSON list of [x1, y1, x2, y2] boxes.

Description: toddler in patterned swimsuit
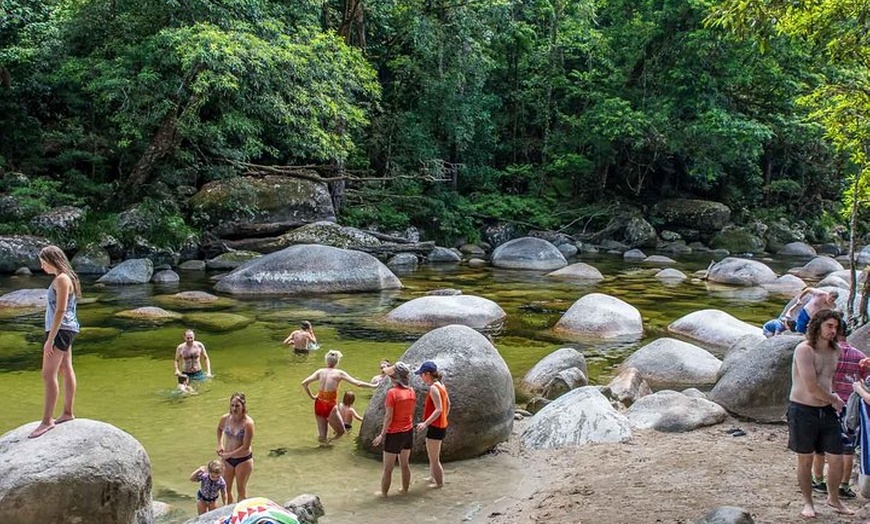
[[190, 460, 227, 514]]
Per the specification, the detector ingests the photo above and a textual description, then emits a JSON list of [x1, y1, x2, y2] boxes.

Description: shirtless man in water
[[174, 329, 213, 381], [786, 287, 839, 334], [788, 309, 854, 518], [283, 321, 317, 352], [301, 350, 377, 444]]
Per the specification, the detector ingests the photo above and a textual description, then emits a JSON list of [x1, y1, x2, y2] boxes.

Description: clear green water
[[0, 255, 791, 522]]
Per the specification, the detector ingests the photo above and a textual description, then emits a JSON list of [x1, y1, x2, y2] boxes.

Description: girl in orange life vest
[[414, 360, 450, 488]]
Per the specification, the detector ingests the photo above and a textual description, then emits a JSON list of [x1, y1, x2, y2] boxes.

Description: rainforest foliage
[[0, 0, 867, 244]]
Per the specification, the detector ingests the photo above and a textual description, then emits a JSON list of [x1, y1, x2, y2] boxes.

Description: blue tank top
[[45, 280, 80, 333]]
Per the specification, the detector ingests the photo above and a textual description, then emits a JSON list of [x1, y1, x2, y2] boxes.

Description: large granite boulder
[[205, 250, 262, 270], [0, 235, 51, 273], [554, 293, 643, 340], [215, 244, 401, 295], [777, 242, 816, 257], [706, 257, 777, 286], [620, 338, 722, 390], [625, 390, 728, 432], [762, 274, 806, 295], [546, 262, 604, 281], [189, 175, 335, 238], [707, 335, 803, 422], [490, 237, 567, 270], [520, 347, 588, 398], [97, 258, 154, 285], [650, 199, 731, 233], [29, 206, 86, 238], [0, 288, 47, 309], [708, 226, 766, 254], [789, 256, 844, 279], [274, 221, 382, 251], [71, 243, 111, 274], [358, 325, 514, 461], [0, 419, 151, 524], [520, 387, 632, 450], [384, 295, 506, 329], [427, 246, 462, 263], [667, 309, 764, 351]]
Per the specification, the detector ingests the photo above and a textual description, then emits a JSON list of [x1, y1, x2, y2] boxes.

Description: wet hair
[[807, 309, 841, 350], [177, 375, 189, 385], [302, 321, 312, 330], [342, 391, 356, 406], [229, 392, 247, 413], [38, 246, 81, 298], [325, 350, 343, 367], [207, 460, 223, 475]]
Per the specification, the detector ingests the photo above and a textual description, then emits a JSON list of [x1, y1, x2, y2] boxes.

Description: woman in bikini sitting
[[216, 392, 255, 503]]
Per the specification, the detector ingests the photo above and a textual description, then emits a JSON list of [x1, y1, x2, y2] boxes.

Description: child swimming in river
[[177, 374, 197, 395], [190, 460, 227, 514]]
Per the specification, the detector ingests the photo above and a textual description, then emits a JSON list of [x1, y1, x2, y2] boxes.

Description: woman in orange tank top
[[414, 360, 450, 488]]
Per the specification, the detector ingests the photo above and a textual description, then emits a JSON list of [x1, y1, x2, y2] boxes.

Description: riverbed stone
[[789, 256, 844, 279], [206, 250, 262, 270], [546, 262, 604, 281], [276, 221, 381, 250], [709, 226, 766, 254], [762, 274, 806, 295], [387, 253, 418, 269], [651, 199, 731, 232], [708, 335, 803, 422], [625, 390, 728, 432], [97, 258, 154, 285], [0, 235, 51, 273], [623, 248, 646, 261], [178, 260, 206, 271], [384, 295, 506, 329], [706, 257, 777, 286], [603, 367, 652, 407], [0, 288, 47, 309], [427, 246, 462, 263], [359, 325, 514, 461], [153, 291, 236, 311], [655, 268, 686, 281], [185, 312, 253, 332], [490, 237, 567, 270], [520, 347, 588, 397], [214, 244, 402, 295], [620, 338, 722, 390], [29, 206, 86, 239], [459, 244, 486, 256], [151, 269, 180, 284], [694, 506, 755, 524], [0, 419, 151, 524], [777, 242, 816, 257], [554, 293, 643, 340], [643, 255, 676, 265], [818, 274, 850, 289], [557, 243, 578, 258], [71, 243, 111, 275], [667, 309, 764, 351], [520, 387, 632, 450], [116, 306, 183, 321]]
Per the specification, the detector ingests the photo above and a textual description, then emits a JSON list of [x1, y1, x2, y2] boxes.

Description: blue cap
[[414, 361, 438, 375]]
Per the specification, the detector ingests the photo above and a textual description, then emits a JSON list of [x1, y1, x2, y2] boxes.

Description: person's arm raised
[[341, 370, 378, 388]]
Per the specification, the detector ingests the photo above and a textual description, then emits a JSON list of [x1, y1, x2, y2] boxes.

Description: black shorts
[[44, 329, 77, 351], [787, 401, 843, 455], [384, 430, 413, 454], [426, 425, 447, 440]]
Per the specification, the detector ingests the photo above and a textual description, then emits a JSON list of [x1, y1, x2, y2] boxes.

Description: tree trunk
[[847, 173, 861, 323]]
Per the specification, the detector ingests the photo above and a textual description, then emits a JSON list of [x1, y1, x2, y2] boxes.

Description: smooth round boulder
[[603, 367, 652, 407], [384, 295, 506, 329], [358, 325, 514, 461], [520, 387, 632, 450], [620, 338, 722, 390], [520, 347, 588, 397], [557, 243, 578, 258], [490, 237, 567, 271], [706, 257, 777, 286], [546, 262, 604, 281], [643, 255, 676, 265], [0, 419, 151, 524], [625, 390, 727, 432], [0, 288, 47, 309], [97, 259, 154, 285], [762, 274, 806, 295], [215, 244, 402, 295], [153, 291, 236, 311], [554, 293, 643, 340], [184, 312, 254, 332], [708, 335, 803, 422], [655, 268, 686, 281], [152, 269, 180, 284], [777, 242, 816, 257], [427, 246, 462, 263], [387, 253, 418, 269], [667, 309, 764, 351], [623, 249, 646, 261], [789, 256, 844, 279], [818, 274, 850, 289], [178, 260, 206, 271]]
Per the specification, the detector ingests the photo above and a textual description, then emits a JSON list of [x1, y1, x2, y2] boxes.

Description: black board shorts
[[426, 425, 447, 441], [44, 329, 77, 351], [384, 429, 413, 454], [787, 401, 843, 455]]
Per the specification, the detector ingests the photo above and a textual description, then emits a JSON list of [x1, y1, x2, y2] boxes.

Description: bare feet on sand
[[54, 414, 75, 424], [826, 499, 855, 515], [28, 423, 55, 439]]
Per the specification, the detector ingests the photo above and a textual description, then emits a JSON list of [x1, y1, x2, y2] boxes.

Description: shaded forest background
[[0, 0, 866, 247]]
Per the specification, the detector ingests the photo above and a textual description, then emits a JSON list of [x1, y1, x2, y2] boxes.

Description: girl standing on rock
[[30, 245, 81, 439], [217, 392, 255, 503]]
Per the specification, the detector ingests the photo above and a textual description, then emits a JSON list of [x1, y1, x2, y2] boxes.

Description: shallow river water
[[0, 254, 795, 522]]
